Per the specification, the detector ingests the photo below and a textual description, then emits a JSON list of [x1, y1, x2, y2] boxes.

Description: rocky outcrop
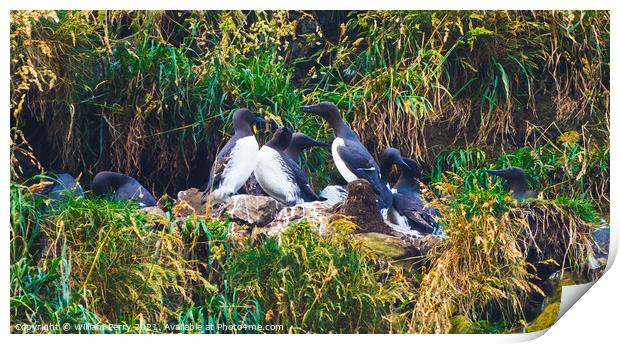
[[172, 182, 443, 264], [353, 232, 411, 260], [141, 206, 166, 218], [221, 195, 284, 227], [590, 226, 610, 266], [404, 232, 443, 258], [586, 225, 610, 279], [264, 200, 339, 236], [176, 188, 206, 216]]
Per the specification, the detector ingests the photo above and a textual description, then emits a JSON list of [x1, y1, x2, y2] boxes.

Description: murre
[[389, 157, 439, 234], [254, 126, 321, 205], [379, 147, 408, 189], [202, 108, 266, 204], [91, 171, 156, 207], [244, 132, 328, 196], [487, 167, 538, 200], [300, 101, 393, 214], [38, 171, 84, 200]]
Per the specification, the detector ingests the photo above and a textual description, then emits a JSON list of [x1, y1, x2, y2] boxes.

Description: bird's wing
[[206, 138, 237, 191], [393, 193, 436, 233], [336, 141, 385, 195], [115, 179, 157, 207], [138, 187, 157, 207], [281, 153, 320, 202]]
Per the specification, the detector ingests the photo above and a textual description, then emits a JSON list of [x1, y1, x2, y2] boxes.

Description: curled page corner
[[550, 223, 615, 330], [557, 282, 596, 319], [508, 280, 602, 342], [605, 225, 617, 270]]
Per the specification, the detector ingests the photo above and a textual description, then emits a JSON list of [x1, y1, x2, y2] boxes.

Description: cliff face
[[11, 11, 609, 201]]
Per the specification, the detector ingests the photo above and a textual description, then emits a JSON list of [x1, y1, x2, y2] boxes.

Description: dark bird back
[[38, 172, 84, 200], [389, 158, 439, 234], [92, 171, 156, 207]]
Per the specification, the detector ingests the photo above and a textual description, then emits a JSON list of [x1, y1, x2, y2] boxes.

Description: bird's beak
[[396, 157, 408, 168], [310, 138, 330, 148], [300, 104, 317, 113], [486, 169, 503, 177]]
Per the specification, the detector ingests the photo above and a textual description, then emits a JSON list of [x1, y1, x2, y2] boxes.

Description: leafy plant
[[226, 220, 413, 333]]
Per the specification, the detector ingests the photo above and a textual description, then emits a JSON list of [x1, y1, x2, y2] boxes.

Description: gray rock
[[592, 225, 610, 257], [386, 222, 444, 258], [223, 195, 284, 227], [176, 188, 206, 216], [264, 200, 339, 236], [141, 206, 166, 218], [586, 225, 610, 276]]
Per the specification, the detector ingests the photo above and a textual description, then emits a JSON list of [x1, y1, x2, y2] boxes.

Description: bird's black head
[[486, 167, 535, 198], [289, 133, 330, 150], [379, 147, 407, 182], [282, 133, 329, 162], [380, 147, 407, 169], [300, 102, 342, 126], [91, 171, 118, 195], [402, 157, 422, 179], [486, 167, 527, 182], [232, 108, 266, 134], [266, 125, 293, 151]]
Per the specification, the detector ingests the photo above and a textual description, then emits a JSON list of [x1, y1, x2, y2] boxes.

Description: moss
[[524, 302, 560, 333], [449, 315, 474, 334], [353, 233, 409, 260]]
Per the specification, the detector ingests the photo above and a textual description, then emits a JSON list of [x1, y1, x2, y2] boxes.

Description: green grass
[[10, 185, 414, 333], [9, 182, 263, 333], [225, 220, 413, 333], [10, 10, 609, 195]]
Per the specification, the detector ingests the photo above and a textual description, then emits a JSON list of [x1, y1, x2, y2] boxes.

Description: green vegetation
[[10, 186, 411, 333], [409, 173, 593, 333], [11, 10, 609, 194], [10, 10, 608, 334], [226, 220, 413, 333]]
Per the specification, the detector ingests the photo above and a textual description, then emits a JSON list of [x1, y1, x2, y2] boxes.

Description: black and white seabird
[[389, 158, 439, 234], [379, 147, 408, 188], [91, 171, 157, 207], [38, 172, 84, 200], [254, 126, 321, 205], [283, 133, 330, 163], [243, 132, 328, 196], [202, 108, 266, 204], [300, 102, 393, 213], [487, 167, 537, 200]]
